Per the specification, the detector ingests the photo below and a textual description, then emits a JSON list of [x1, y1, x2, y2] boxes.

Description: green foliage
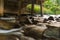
[[26, 4, 40, 13], [26, 0, 60, 15], [43, 0, 60, 14], [26, 4, 53, 14]]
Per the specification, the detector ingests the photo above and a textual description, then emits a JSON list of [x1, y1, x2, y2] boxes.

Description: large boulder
[[23, 24, 47, 38], [44, 27, 60, 40]]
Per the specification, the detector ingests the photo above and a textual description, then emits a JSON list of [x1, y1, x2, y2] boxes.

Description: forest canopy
[[26, 0, 60, 15]]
